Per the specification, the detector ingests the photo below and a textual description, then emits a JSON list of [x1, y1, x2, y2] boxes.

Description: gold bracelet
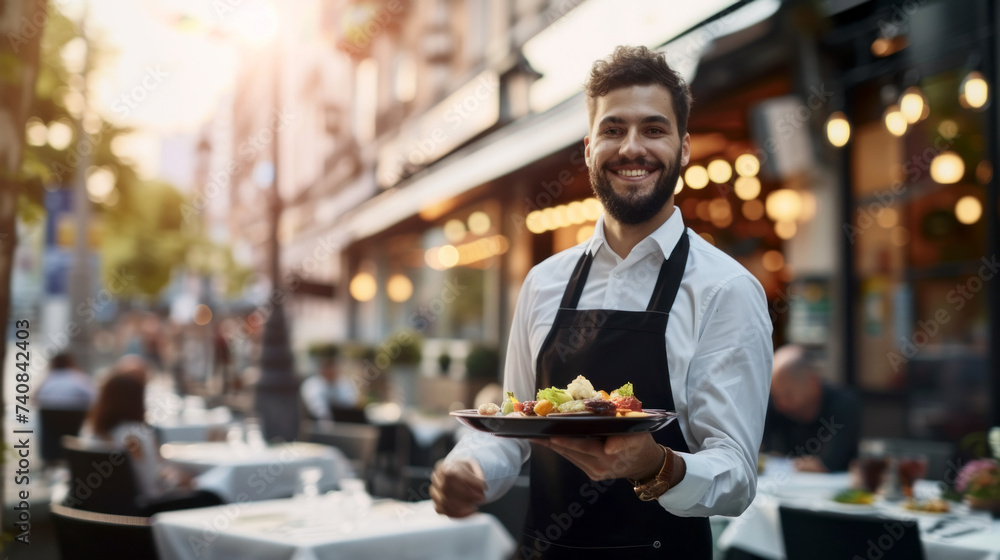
[[630, 445, 674, 501]]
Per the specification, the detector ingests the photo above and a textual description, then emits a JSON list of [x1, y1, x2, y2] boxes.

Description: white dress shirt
[[447, 209, 773, 517]]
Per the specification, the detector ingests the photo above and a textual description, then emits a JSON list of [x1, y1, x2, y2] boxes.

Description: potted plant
[[465, 345, 500, 381], [382, 331, 422, 406], [463, 345, 500, 407], [957, 458, 1000, 514], [437, 352, 452, 376]]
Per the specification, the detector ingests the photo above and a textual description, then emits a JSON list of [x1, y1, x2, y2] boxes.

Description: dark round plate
[[450, 409, 677, 438]]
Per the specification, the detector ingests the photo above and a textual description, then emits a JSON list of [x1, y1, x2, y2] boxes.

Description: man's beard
[[589, 152, 682, 225]]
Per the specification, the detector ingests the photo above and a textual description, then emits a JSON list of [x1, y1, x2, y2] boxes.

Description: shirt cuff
[[656, 451, 712, 514]]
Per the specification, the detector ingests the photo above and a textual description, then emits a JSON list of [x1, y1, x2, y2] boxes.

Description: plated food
[[902, 498, 950, 513], [453, 376, 676, 438], [475, 375, 646, 418], [833, 489, 875, 505]]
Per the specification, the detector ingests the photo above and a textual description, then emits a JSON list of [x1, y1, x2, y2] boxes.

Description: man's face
[[771, 371, 818, 422], [584, 84, 691, 225]]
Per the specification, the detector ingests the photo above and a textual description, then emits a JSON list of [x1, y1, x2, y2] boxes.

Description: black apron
[[521, 230, 712, 559]]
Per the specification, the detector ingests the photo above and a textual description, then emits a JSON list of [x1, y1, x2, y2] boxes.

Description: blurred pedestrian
[[37, 352, 96, 410], [301, 351, 360, 420], [762, 344, 860, 472]]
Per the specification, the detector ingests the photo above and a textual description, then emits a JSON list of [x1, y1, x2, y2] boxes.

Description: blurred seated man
[[301, 354, 360, 421], [761, 344, 860, 472], [37, 352, 97, 410]]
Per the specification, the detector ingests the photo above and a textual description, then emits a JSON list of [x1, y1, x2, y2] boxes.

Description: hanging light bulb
[[734, 176, 761, 201], [734, 154, 760, 177], [954, 196, 982, 224], [960, 70, 989, 109], [707, 159, 732, 184], [930, 151, 965, 184], [349, 272, 377, 302], [883, 104, 907, 136], [825, 112, 850, 147], [899, 87, 926, 124], [765, 189, 803, 223], [684, 165, 709, 190]]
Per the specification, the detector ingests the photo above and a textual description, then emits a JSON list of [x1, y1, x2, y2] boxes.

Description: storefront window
[[850, 68, 992, 438]]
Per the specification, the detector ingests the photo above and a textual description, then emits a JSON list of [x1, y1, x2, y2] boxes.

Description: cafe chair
[[331, 404, 369, 424], [50, 503, 160, 560], [62, 435, 145, 516], [778, 505, 926, 560], [301, 420, 380, 479], [62, 435, 225, 517], [40, 408, 89, 463]]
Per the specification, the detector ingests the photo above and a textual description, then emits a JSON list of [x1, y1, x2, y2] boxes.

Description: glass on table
[[296, 466, 323, 499], [339, 477, 372, 517], [226, 424, 245, 447], [244, 418, 266, 450], [855, 456, 890, 493], [897, 454, 928, 498]]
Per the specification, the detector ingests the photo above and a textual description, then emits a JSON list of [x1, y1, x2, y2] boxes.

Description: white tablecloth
[[152, 413, 234, 443], [162, 442, 354, 503], [717, 468, 1000, 560], [152, 496, 516, 560]]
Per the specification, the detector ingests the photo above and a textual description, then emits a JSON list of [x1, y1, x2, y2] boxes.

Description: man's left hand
[[533, 433, 665, 481]]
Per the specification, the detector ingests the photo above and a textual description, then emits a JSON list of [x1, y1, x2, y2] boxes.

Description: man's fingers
[[603, 433, 647, 455], [429, 461, 487, 518], [549, 436, 605, 456], [430, 485, 478, 517]]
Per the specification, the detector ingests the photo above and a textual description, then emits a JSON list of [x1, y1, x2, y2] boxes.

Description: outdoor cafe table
[[151, 495, 516, 560], [150, 406, 234, 443], [161, 441, 353, 503], [716, 466, 1000, 560]]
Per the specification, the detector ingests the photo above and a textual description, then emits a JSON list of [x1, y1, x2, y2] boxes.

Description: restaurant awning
[[334, 93, 588, 246]]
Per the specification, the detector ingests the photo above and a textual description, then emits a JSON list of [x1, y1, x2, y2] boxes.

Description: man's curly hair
[[584, 45, 693, 137]]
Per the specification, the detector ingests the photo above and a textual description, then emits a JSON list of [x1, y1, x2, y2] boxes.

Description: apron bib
[[521, 231, 712, 559]]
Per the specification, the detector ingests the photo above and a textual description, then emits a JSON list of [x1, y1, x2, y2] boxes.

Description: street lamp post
[[253, 30, 298, 442], [68, 3, 93, 373]]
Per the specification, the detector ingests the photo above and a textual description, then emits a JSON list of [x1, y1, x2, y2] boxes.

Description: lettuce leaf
[[614, 382, 634, 397], [536, 387, 571, 406]]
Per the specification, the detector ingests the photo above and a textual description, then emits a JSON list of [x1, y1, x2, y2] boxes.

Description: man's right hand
[[429, 458, 487, 518]]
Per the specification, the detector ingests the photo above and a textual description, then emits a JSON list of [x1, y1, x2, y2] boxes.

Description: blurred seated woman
[[81, 356, 221, 509]]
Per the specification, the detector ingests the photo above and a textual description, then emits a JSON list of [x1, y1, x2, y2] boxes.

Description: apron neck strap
[[559, 249, 595, 309], [559, 230, 690, 312], [647, 230, 690, 313]]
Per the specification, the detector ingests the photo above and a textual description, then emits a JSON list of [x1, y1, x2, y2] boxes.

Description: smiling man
[[431, 46, 773, 559]]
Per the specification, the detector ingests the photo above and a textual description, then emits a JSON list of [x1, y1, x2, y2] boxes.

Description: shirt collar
[[584, 207, 686, 261]]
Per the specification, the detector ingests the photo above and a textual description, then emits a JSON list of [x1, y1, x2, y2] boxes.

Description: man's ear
[[680, 132, 691, 167], [583, 136, 591, 167]]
